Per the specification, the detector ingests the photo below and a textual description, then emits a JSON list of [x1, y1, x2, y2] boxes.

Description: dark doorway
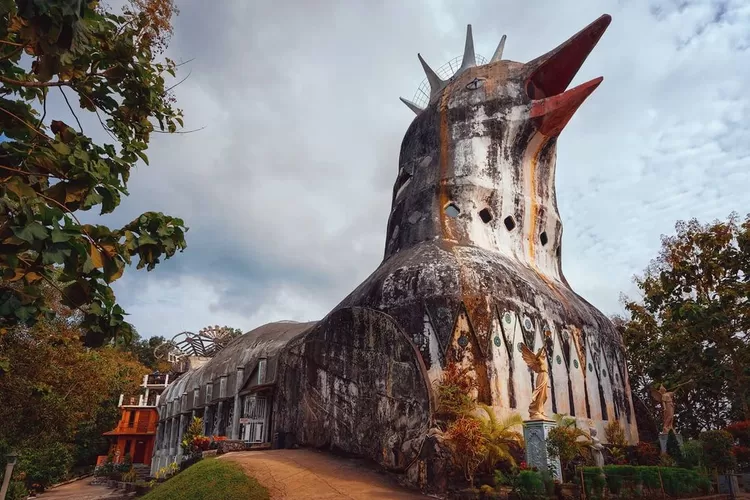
[[133, 440, 146, 463]]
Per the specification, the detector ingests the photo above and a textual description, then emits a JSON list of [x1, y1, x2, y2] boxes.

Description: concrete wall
[[274, 307, 433, 471]]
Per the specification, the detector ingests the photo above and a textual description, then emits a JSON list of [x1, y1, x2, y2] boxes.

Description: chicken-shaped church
[[152, 13, 638, 486]]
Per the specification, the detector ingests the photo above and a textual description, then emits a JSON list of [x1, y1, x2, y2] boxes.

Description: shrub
[[516, 470, 545, 499], [4, 481, 29, 500], [18, 442, 74, 491], [632, 441, 660, 465], [181, 417, 205, 456], [476, 405, 523, 473], [604, 421, 627, 447], [700, 430, 736, 473], [546, 415, 590, 482], [666, 429, 682, 462], [726, 420, 750, 447], [679, 439, 704, 469], [479, 484, 494, 495], [605, 421, 628, 465], [659, 453, 676, 467], [578, 465, 710, 498], [446, 416, 486, 486], [732, 445, 750, 469], [122, 469, 138, 482], [435, 363, 477, 421], [179, 454, 203, 472]]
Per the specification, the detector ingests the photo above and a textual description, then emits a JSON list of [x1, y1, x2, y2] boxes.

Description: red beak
[[524, 14, 611, 135], [530, 77, 603, 136]]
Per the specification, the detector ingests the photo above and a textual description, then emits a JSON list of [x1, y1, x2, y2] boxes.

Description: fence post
[[657, 467, 666, 499], [580, 468, 587, 500]]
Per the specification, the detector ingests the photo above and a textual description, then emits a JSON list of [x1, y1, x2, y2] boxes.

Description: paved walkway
[[35, 480, 131, 500], [220, 449, 426, 499]]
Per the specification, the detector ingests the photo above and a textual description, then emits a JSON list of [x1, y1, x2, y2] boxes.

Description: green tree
[[0, 280, 147, 487], [619, 213, 750, 437], [700, 430, 736, 474], [666, 429, 683, 463], [126, 332, 168, 371], [0, 0, 187, 347]]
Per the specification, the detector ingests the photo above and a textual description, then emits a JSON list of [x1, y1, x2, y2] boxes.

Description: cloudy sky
[[85, 0, 750, 338]]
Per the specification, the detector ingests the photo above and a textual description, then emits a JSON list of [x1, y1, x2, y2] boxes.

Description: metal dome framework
[[411, 54, 488, 108], [154, 328, 237, 362]]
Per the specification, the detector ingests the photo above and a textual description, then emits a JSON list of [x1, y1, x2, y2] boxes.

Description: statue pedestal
[[523, 419, 562, 481], [658, 432, 684, 453]]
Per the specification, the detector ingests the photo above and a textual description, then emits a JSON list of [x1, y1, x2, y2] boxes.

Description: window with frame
[[257, 359, 267, 385], [219, 376, 227, 398], [205, 383, 213, 404], [193, 388, 200, 407]]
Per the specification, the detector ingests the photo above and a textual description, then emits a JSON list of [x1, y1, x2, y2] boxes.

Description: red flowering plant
[[191, 436, 211, 452], [726, 421, 750, 470], [726, 421, 750, 446]]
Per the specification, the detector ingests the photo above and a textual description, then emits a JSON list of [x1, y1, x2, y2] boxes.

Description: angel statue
[[651, 380, 692, 433], [520, 332, 551, 420]]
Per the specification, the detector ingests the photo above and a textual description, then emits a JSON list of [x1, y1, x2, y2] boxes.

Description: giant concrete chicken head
[[391, 15, 611, 282]]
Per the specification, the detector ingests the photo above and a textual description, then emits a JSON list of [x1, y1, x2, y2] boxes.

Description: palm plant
[[547, 414, 592, 481], [477, 405, 524, 473]]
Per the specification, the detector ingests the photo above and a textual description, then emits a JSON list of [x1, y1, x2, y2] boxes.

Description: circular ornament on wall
[[493, 336, 502, 347], [523, 316, 533, 331], [458, 335, 469, 347]]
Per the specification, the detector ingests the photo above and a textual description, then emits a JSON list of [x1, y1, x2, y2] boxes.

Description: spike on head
[[418, 54, 445, 99], [458, 24, 476, 72], [490, 34, 507, 63], [399, 97, 424, 115]]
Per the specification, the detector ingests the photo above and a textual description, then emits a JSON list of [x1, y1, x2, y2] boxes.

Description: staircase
[[132, 464, 151, 481]]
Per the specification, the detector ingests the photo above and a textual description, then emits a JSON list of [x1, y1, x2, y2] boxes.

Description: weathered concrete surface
[[329, 13, 638, 443], [274, 307, 432, 471], [220, 449, 426, 499]]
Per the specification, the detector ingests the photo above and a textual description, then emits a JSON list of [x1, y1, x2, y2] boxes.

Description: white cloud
[[103, 0, 749, 337]]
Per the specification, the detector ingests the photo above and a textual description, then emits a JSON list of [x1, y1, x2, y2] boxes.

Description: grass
[[142, 458, 269, 500]]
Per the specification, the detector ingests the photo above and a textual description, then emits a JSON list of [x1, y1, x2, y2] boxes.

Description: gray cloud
[[84, 0, 750, 337]]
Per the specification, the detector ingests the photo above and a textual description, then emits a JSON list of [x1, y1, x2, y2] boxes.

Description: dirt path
[[220, 449, 427, 499], [35, 479, 130, 499]]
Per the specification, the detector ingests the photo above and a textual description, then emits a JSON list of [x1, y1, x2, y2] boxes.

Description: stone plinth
[[658, 432, 683, 453], [523, 420, 561, 481]]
